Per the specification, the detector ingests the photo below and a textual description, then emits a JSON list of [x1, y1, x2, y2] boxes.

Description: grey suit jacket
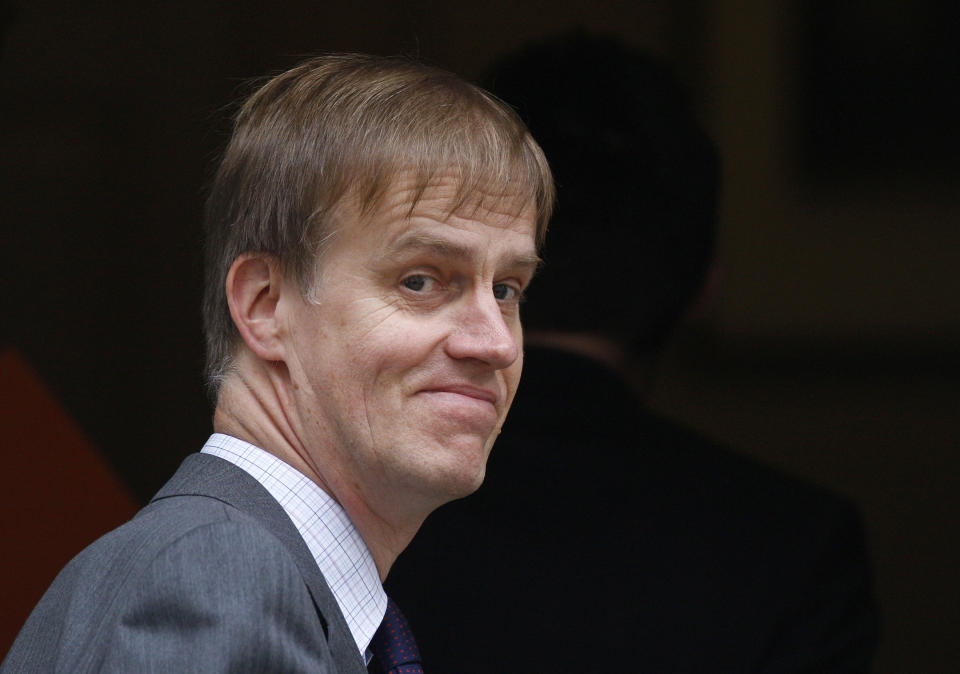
[[2, 453, 369, 673]]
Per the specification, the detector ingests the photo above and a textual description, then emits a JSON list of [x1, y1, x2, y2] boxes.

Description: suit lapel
[[152, 453, 368, 674]]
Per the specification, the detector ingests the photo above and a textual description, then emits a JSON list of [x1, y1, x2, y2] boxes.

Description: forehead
[[340, 173, 539, 252]]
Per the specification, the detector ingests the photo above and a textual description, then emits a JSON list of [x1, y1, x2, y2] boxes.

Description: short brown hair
[[202, 53, 554, 398]]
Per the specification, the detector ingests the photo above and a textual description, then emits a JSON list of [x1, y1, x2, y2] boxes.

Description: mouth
[[415, 383, 501, 428], [407, 385, 501, 461], [420, 383, 498, 405]]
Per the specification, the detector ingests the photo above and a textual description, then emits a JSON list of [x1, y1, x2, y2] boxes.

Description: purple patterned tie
[[369, 598, 424, 674]]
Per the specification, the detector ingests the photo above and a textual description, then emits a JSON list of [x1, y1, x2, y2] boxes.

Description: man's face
[[279, 174, 539, 512]]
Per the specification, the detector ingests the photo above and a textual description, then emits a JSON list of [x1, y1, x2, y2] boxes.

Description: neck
[[213, 350, 422, 580], [524, 330, 659, 394], [525, 331, 626, 369]]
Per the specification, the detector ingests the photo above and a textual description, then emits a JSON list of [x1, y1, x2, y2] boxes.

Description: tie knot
[[369, 597, 424, 674]]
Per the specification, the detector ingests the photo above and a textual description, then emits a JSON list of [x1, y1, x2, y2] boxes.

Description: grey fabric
[[2, 454, 368, 673]]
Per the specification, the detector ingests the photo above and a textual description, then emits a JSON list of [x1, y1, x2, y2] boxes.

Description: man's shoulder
[[509, 347, 859, 519], [637, 411, 858, 526], [71, 453, 297, 577], [2, 467, 343, 674], [34, 491, 311, 624], [98, 489, 291, 567]]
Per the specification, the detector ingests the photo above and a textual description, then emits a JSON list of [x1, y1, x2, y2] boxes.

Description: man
[[387, 34, 879, 672], [2, 53, 553, 672]]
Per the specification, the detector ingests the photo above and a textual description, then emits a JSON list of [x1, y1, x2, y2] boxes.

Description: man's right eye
[[401, 275, 434, 292]]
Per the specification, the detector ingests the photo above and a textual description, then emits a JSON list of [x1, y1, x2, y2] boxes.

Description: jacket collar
[[151, 452, 368, 674]]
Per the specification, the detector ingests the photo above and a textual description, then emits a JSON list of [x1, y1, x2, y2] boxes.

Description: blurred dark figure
[[0, 2, 17, 57], [387, 33, 879, 672]]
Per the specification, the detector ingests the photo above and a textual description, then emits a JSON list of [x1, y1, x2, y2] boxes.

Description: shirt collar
[[201, 433, 387, 660]]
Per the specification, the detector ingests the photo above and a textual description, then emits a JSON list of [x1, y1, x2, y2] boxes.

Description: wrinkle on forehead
[[353, 170, 537, 234]]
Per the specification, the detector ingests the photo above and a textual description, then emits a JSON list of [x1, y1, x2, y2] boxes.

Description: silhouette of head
[[484, 33, 720, 354]]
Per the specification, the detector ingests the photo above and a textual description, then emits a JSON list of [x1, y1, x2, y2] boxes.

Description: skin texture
[[215, 174, 539, 578]]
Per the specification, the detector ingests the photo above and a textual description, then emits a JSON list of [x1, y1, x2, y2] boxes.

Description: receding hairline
[[358, 166, 538, 218], [320, 132, 552, 248], [313, 170, 543, 274]]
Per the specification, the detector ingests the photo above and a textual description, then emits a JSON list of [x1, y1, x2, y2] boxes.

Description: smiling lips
[[426, 383, 498, 404], [417, 383, 500, 422]]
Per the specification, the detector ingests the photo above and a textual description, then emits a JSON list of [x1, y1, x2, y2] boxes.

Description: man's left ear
[[225, 253, 288, 362]]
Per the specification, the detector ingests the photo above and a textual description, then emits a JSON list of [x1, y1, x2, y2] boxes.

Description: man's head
[[203, 53, 553, 395], [201, 54, 552, 534], [483, 33, 720, 357]]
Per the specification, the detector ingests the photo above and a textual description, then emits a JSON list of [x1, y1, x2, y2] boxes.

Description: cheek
[[349, 324, 437, 403], [377, 315, 448, 362]]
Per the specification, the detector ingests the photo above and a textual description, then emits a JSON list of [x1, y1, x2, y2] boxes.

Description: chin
[[424, 442, 490, 503], [451, 463, 488, 498]]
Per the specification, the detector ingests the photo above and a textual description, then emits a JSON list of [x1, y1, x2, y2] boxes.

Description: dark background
[[1, 2, 958, 672]]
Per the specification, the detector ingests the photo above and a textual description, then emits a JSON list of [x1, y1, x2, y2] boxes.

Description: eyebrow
[[385, 232, 542, 272]]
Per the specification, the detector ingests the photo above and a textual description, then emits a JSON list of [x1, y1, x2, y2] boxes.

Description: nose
[[444, 290, 521, 369]]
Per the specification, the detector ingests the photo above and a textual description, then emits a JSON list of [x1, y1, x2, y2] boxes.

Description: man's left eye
[[493, 283, 518, 301]]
